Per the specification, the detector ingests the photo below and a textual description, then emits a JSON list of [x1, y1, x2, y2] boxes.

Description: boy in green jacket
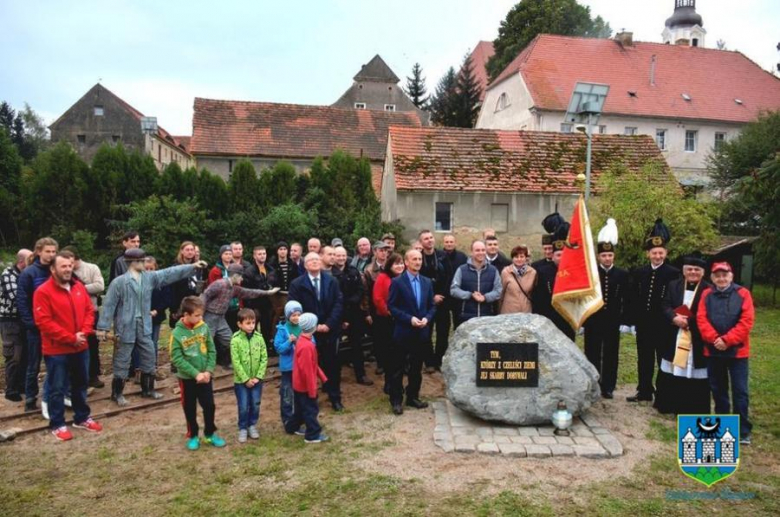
[[170, 296, 225, 451], [230, 308, 268, 443]]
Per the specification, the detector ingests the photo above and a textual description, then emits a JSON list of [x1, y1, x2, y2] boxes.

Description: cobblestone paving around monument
[[432, 400, 624, 458]]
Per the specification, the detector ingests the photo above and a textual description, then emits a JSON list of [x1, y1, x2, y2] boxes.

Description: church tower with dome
[[662, 0, 707, 47]]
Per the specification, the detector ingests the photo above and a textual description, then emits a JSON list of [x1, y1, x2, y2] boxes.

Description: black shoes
[[89, 378, 105, 389], [24, 399, 36, 412], [626, 392, 653, 402], [392, 404, 404, 415], [356, 376, 374, 386], [406, 399, 429, 409], [601, 391, 614, 399], [332, 401, 345, 412], [4, 393, 22, 402], [140, 373, 163, 400]]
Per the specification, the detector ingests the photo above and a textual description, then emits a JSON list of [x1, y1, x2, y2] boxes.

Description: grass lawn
[[0, 297, 777, 515]]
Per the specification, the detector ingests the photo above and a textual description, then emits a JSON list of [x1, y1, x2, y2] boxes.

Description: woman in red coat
[[372, 253, 405, 394]]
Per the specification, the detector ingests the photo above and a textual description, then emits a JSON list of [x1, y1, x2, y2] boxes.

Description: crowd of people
[[0, 216, 756, 447]]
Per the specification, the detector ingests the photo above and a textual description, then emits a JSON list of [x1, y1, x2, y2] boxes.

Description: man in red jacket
[[697, 262, 755, 445], [33, 251, 103, 441]]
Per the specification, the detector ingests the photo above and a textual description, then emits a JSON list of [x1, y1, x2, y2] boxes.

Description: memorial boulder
[[442, 313, 600, 425]]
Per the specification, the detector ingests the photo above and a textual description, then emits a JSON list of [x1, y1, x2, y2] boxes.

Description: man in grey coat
[[97, 248, 208, 406]]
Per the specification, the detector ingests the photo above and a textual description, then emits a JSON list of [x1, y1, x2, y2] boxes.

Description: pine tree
[[404, 63, 429, 109], [429, 67, 458, 126], [452, 52, 483, 128]]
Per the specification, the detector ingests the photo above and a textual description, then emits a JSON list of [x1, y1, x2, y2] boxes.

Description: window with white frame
[[685, 130, 698, 152], [714, 132, 727, 150], [560, 123, 573, 133], [384, 104, 396, 112], [624, 127, 638, 136], [354, 102, 366, 109], [435, 202, 453, 232], [656, 129, 667, 150]]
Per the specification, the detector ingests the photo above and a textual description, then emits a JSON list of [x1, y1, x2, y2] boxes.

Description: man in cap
[[627, 219, 680, 403], [201, 263, 280, 370], [98, 248, 210, 405], [532, 223, 576, 340], [381, 233, 396, 252], [532, 213, 563, 270], [697, 261, 755, 445], [583, 233, 629, 399]]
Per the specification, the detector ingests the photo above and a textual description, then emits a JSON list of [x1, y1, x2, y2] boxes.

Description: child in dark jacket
[[273, 300, 303, 426], [170, 296, 225, 451], [283, 313, 329, 443], [230, 309, 268, 443]]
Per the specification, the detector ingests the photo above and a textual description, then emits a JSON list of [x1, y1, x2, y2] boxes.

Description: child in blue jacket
[[274, 301, 303, 426]]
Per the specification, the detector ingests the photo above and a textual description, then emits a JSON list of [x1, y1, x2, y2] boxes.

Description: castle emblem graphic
[[678, 415, 740, 487]]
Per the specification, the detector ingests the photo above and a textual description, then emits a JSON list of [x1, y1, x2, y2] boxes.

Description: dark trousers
[[371, 316, 393, 372], [708, 357, 752, 439], [225, 308, 240, 333], [284, 390, 322, 440], [44, 350, 90, 430], [635, 322, 665, 397], [431, 299, 459, 368], [316, 333, 341, 404], [1, 321, 27, 397], [584, 322, 620, 393], [346, 312, 366, 379], [234, 381, 263, 429], [87, 310, 101, 381], [25, 329, 50, 402], [179, 378, 216, 437], [279, 371, 294, 425], [252, 303, 274, 352], [388, 337, 425, 405]]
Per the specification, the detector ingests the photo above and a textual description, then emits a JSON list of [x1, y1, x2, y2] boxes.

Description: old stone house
[[49, 83, 191, 169], [381, 126, 672, 248], [332, 54, 430, 124]]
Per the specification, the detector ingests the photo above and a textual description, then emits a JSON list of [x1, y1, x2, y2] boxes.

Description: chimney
[[650, 55, 657, 86], [615, 31, 634, 47]]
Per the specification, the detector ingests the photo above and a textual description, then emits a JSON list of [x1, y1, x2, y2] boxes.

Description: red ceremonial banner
[[552, 196, 604, 331]]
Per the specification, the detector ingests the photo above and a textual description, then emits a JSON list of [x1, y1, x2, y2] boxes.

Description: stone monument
[[442, 313, 600, 425]]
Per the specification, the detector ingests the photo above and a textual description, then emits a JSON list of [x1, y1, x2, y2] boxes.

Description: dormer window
[[384, 104, 396, 112], [354, 102, 366, 109], [495, 92, 511, 112], [94, 105, 104, 116]]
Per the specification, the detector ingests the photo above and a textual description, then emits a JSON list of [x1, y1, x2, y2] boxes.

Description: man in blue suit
[[388, 250, 436, 415], [288, 252, 345, 411]]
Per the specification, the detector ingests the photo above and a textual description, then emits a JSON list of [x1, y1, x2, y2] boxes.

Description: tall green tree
[[196, 168, 230, 219], [258, 161, 297, 210], [486, 0, 612, 81], [229, 159, 259, 211], [452, 52, 483, 128], [22, 141, 89, 241], [404, 63, 429, 109], [591, 162, 718, 270], [157, 161, 186, 200], [429, 67, 458, 126], [0, 127, 23, 244]]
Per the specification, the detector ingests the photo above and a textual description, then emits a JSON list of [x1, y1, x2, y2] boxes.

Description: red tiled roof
[[191, 98, 421, 161], [469, 41, 495, 101], [489, 34, 780, 124], [388, 126, 671, 193], [173, 136, 191, 152]]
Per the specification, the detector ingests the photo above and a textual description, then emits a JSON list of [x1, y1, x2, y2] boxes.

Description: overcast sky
[[2, 0, 778, 135]]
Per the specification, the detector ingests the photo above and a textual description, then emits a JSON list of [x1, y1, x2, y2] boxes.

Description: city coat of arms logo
[[678, 415, 740, 487]]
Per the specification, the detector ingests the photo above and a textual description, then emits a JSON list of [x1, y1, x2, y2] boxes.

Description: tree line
[[0, 125, 400, 269]]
